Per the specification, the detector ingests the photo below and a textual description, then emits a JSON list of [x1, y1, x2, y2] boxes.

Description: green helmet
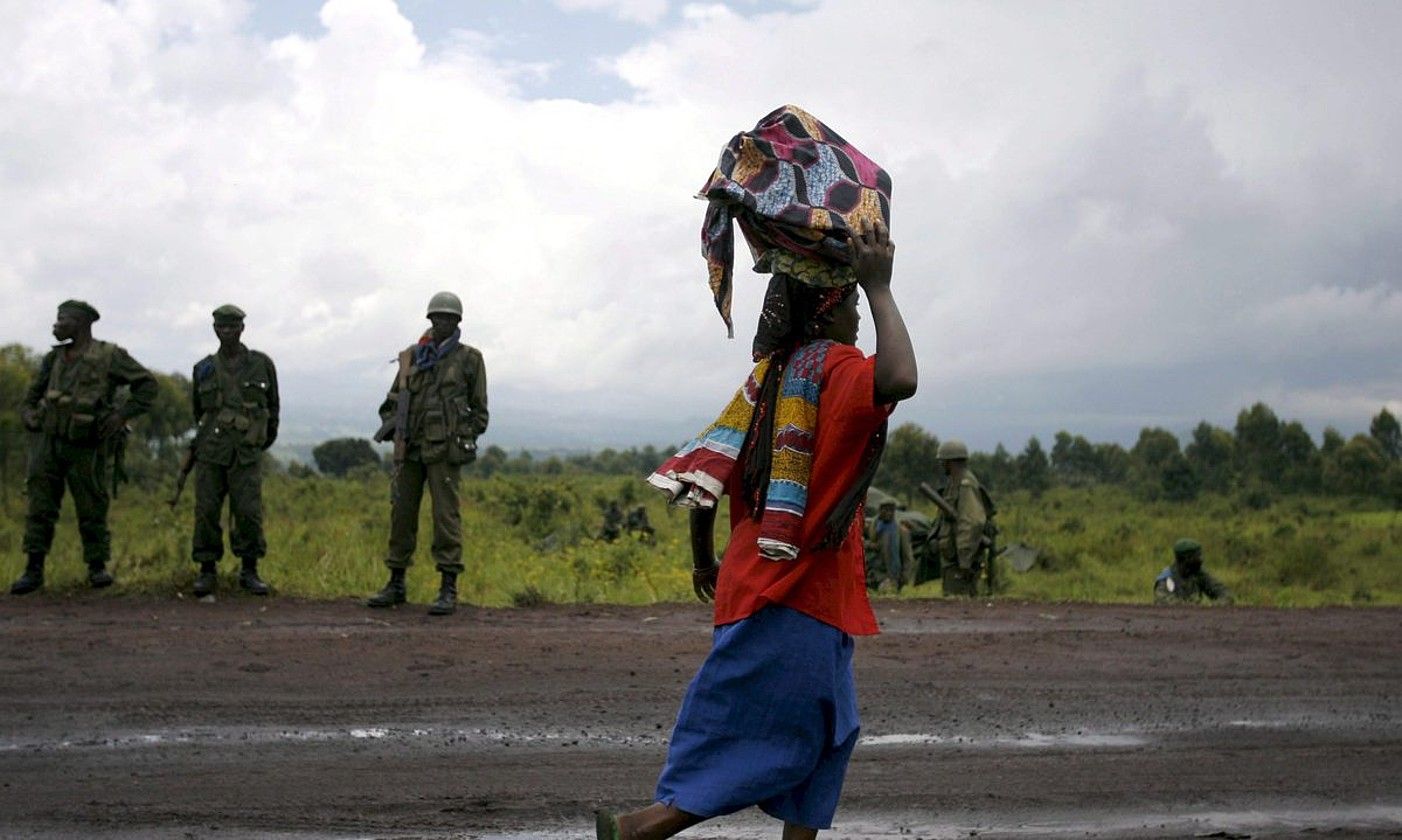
[[936, 439, 969, 460], [426, 291, 463, 318]]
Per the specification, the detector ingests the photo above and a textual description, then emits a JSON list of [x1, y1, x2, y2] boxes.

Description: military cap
[[57, 299, 100, 322], [212, 304, 246, 325], [1173, 538, 1202, 557]]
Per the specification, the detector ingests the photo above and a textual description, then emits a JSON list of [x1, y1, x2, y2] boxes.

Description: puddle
[[2, 724, 1156, 755], [3, 804, 1398, 838], [1, 712, 1388, 756], [858, 731, 1147, 749], [475, 804, 1402, 839], [0, 724, 663, 754]]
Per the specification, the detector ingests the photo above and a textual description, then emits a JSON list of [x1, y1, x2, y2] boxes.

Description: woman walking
[[598, 106, 918, 840]]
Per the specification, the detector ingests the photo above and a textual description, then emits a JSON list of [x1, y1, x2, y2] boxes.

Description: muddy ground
[[0, 595, 1398, 839]]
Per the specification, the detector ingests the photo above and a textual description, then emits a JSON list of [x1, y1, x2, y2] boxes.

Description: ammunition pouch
[[244, 407, 269, 448], [39, 390, 107, 444], [39, 390, 65, 436], [449, 433, 477, 466], [414, 408, 447, 462]]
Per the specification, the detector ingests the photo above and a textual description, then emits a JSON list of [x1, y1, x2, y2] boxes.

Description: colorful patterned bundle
[[700, 105, 892, 337], [648, 340, 835, 561]]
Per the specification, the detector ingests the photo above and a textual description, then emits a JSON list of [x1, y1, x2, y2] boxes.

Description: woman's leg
[[607, 803, 704, 840]]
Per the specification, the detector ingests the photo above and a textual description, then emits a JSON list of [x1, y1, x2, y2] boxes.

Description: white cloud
[[1, 0, 1399, 448], [555, 0, 670, 25]]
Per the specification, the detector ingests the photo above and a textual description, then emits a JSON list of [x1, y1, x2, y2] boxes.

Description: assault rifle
[[110, 423, 131, 498], [168, 444, 196, 509], [372, 348, 415, 465]]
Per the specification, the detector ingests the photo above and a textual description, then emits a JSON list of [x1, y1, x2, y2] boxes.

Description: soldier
[[932, 438, 991, 597], [1154, 538, 1232, 604], [600, 500, 623, 542], [368, 291, 488, 616], [624, 504, 655, 543], [11, 300, 157, 594], [189, 305, 280, 597]]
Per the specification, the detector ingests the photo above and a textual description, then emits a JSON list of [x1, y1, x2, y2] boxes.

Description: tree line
[[874, 403, 1402, 506]]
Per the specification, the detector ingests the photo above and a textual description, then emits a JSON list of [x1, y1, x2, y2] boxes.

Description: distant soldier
[[368, 292, 488, 616], [11, 300, 156, 594], [600, 500, 623, 542], [1154, 538, 1232, 605], [931, 439, 994, 597], [189, 305, 280, 597], [624, 504, 655, 542]]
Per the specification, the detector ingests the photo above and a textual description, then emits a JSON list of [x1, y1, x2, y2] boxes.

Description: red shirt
[[712, 344, 893, 636]]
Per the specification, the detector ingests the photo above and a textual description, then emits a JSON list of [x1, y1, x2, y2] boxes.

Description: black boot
[[87, 562, 114, 589], [427, 571, 457, 616], [238, 558, 270, 596], [10, 554, 45, 595], [193, 562, 218, 597], [366, 568, 406, 608]]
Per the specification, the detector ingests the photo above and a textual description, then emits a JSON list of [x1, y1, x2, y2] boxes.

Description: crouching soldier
[[12, 300, 156, 594], [189, 305, 280, 597], [1154, 538, 1232, 605], [368, 291, 488, 616]]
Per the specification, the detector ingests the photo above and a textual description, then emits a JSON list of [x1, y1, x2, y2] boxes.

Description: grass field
[[0, 474, 1397, 607]]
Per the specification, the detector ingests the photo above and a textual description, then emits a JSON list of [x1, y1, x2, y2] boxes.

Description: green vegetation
[[0, 474, 1396, 607], [2, 341, 1397, 607]]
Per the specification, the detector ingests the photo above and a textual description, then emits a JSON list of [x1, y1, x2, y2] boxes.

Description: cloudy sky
[[2, 0, 1399, 453]]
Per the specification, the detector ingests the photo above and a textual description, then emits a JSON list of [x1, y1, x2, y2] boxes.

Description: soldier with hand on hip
[[11, 300, 156, 595], [189, 305, 280, 597], [368, 291, 488, 616]]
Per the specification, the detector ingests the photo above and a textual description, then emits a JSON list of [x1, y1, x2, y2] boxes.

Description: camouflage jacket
[[1154, 564, 1230, 604], [25, 340, 156, 446], [192, 346, 280, 466]]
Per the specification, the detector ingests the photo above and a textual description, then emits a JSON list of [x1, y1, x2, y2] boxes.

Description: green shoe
[[595, 809, 620, 840]]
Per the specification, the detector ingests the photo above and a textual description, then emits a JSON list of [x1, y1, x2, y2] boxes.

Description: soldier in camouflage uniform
[[933, 439, 991, 597], [11, 300, 156, 594], [190, 305, 280, 597], [1154, 538, 1232, 604], [367, 291, 488, 616]]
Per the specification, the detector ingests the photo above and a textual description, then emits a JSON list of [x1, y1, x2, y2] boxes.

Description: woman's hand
[[692, 561, 719, 603], [851, 219, 895, 291]]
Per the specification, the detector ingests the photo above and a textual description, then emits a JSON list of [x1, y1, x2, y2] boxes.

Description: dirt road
[[1, 596, 1398, 838]]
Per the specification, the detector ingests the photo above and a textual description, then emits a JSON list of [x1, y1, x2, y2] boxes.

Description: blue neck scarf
[[413, 328, 460, 372]]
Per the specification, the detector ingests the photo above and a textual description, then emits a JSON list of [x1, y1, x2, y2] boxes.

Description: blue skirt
[[654, 604, 860, 829]]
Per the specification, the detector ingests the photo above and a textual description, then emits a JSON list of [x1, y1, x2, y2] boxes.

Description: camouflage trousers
[[385, 458, 463, 574], [192, 457, 266, 563], [940, 554, 981, 597], [23, 435, 111, 567]]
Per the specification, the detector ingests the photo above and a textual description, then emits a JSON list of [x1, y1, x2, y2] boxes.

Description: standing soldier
[[190, 305, 279, 597], [11, 300, 156, 594], [931, 439, 991, 597], [368, 291, 488, 616]]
